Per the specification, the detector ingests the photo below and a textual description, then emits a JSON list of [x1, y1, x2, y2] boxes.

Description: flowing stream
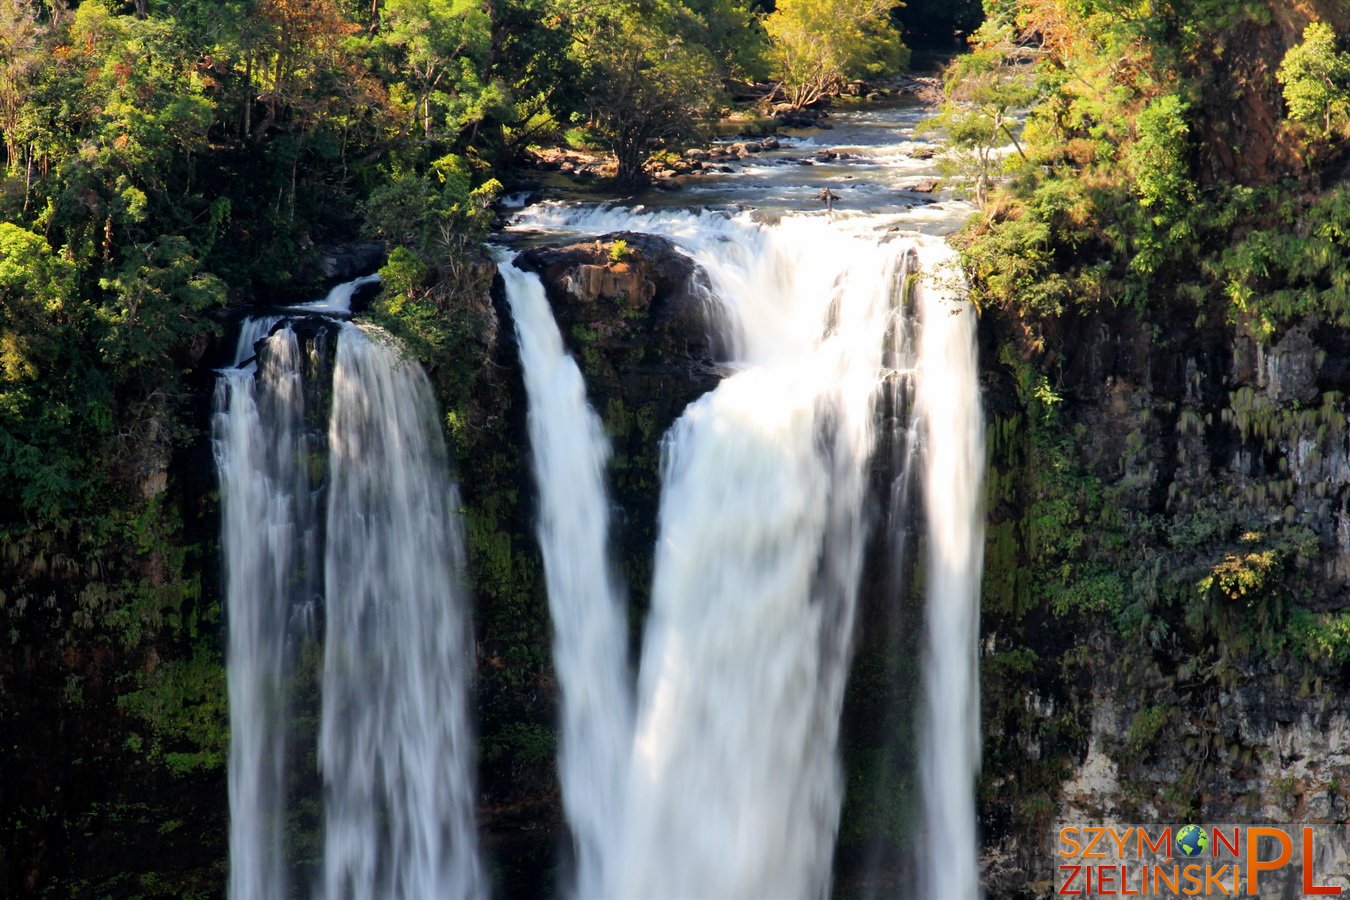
[[499, 260, 634, 898], [214, 323, 310, 900], [320, 323, 483, 900], [916, 262, 985, 899]]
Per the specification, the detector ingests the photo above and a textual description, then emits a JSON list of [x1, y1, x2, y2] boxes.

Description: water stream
[[215, 293, 483, 900]]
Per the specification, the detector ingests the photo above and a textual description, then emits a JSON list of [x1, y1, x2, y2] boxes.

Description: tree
[[0, 0, 43, 175], [1277, 21, 1350, 139], [1123, 93, 1196, 275], [377, 0, 498, 140], [923, 20, 1037, 205], [571, 2, 719, 190], [763, 0, 906, 110], [242, 0, 369, 140]]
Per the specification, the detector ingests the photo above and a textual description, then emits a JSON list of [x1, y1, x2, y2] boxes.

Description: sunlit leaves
[[924, 20, 1037, 205], [764, 0, 906, 110], [567, 2, 720, 187], [1123, 93, 1195, 275], [1277, 21, 1350, 139], [378, 0, 496, 137]]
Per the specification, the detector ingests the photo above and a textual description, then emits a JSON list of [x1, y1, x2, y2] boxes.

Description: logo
[[1055, 824, 1345, 896], [1175, 824, 1208, 858]]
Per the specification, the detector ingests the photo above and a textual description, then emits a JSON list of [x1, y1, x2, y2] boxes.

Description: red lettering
[[1098, 865, 1117, 893], [1303, 827, 1343, 895], [1212, 827, 1240, 858], [1058, 865, 1082, 895], [1122, 863, 1140, 895]]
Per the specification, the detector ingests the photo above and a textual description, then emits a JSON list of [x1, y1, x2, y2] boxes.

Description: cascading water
[[212, 94, 982, 899], [498, 260, 634, 898], [614, 216, 906, 900], [320, 322, 483, 900], [916, 256, 985, 899], [506, 202, 984, 897], [214, 323, 311, 900], [214, 285, 482, 900]]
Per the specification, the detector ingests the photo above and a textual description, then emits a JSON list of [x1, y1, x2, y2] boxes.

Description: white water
[[217, 287, 484, 898], [320, 322, 484, 900], [289, 273, 382, 314], [214, 324, 309, 900], [498, 261, 634, 898], [917, 256, 985, 899], [505, 205, 984, 897], [616, 216, 900, 899]]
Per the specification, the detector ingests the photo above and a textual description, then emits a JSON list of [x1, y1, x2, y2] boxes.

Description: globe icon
[[1176, 824, 1209, 858]]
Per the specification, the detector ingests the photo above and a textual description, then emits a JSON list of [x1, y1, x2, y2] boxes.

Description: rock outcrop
[[978, 295, 1350, 897]]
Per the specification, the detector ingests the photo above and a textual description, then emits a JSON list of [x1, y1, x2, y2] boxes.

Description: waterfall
[[215, 290, 483, 899], [320, 322, 483, 900], [214, 323, 310, 900], [916, 247, 985, 899], [612, 216, 904, 900], [502, 206, 988, 900], [504, 206, 984, 897], [498, 261, 634, 898]]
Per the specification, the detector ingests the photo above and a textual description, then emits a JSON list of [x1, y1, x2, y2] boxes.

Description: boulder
[[318, 241, 387, 281], [901, 177, 940, 193]]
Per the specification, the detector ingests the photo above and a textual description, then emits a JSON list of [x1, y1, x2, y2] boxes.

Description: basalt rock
[[504, 235, 723, 795], [514, 232, 722, 406], [977, 287, 1350, 895]]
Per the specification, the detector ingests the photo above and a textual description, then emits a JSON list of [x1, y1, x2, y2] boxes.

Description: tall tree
[[569, 0, 719, 190], [764, 0, 907, 109], [377, 0, 497, 140], [0, 0, 43, 174]]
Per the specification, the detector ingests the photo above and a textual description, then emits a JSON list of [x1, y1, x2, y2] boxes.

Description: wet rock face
[[511, 231, 722, 617], [1261, 325, 1321, 404], [318, 241, 387, 281], [978, 296, 1350, 895], [514, 231, 723, 407]]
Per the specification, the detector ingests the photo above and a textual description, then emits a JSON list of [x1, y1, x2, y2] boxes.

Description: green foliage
[[567, 1, 721, 189], [608, 238, 630, 262], [1219, 184, 1350, 339], [1290, 610, 1350, 664], [1124, 94, 1196, 275], [120, 642, 227, 776], [958, 177, 1107, 320], [1277, 21, 1350, 139], [377, 0, 497, 137], [924, 20, 1036, 204], [764, 0, 908, 110], [97, 236, 225, 385]]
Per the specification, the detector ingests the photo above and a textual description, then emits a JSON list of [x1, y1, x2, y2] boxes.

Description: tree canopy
[[764, 0, 908, 109]]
